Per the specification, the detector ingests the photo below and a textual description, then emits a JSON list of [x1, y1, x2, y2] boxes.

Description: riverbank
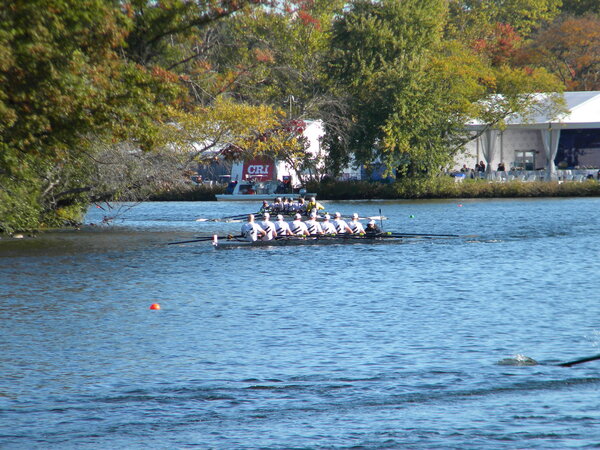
[[148, 178, 600, 201]]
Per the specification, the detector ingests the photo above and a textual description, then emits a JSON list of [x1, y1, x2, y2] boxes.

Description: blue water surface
[[1, 198, 600, 449]]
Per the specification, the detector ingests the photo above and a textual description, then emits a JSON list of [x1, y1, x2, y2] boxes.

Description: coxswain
[[290, 213, 310, 236], [305, 197, 325, 216], [305, 212, 323, 235], [320, 213, 337, 235], [348, 213, 365, 234], [365, 219, 381, 235], [332, 212, 353, 234], [241, 214, 266, 242], [274, 214, 293, 236], [260, 212, 277, 240], [259, 200, 271, 214]]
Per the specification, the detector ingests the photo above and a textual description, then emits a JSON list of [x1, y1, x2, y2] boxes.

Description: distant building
[[457, 91, 600, 179]]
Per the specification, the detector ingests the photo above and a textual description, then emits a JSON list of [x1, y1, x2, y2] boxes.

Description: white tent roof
[[470, 91, 600, 130]]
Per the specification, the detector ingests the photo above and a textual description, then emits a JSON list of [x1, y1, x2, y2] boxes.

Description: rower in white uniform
[[290, 213, 310, 236], [274, 214, 293, 236], [332, 212, 353, 234], [320, 213, 337, 235], [304, 212, 323, 235], [348, 213, 365, 234], [241, 214, 266, 241], [260, 212, 277, 240]]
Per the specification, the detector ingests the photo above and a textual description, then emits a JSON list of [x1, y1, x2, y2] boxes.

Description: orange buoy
[[149, 303, 161, 310]]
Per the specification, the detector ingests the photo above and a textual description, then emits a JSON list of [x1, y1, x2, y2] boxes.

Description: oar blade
[[557, 353, 600, 367]]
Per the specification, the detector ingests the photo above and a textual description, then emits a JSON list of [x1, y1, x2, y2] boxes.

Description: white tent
[[460, 91, 600, 180]]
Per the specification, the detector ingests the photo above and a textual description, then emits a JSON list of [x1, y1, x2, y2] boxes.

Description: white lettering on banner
[[246, 165, 270, 175]]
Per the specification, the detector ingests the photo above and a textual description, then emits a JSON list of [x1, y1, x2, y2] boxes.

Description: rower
[[274, 214, 293, 236], [290, 213, 310, 236], [298, 198, 307, 214], [332, 212, 354, 234], [320, 213, 337, 235], [365, 219, 381, 234], [271, 197, 283, 212], [348, 213, 365, 234], [305, 197, 325, 216], [305, 212, 323, 235], [291, 198, 306, 214], [241, 214, 266, 242], [260, 212, 277, 240]]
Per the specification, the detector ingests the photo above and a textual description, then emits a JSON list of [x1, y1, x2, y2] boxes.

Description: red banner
[[242, 158, 275, 181]]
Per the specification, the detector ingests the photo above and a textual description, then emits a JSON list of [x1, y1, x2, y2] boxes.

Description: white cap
[[263, 212, 270, 219], [277, 214, 284, 220], [295, 213, 302, 220], [352, 213, 359, 219], [368, 220, 376, 225], [310, 212, 317, 218], [324, 214, 330, 220], [335, 212, 341, 218]]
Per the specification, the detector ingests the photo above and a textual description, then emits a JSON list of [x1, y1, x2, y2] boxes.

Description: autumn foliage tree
[[519, 15, 600, 90]]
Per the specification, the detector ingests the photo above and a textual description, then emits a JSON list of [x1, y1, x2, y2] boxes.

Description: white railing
[[453, 169, 600, 182]]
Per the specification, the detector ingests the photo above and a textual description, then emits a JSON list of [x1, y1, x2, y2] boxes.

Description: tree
[[447, 0, 562, 39], [324, 0, 563, 178], [519, 15, 600, 90], [560, 0, 600, 16], [0, 0, 317, 232], [0, 0, 177, 231], [326, 0, 450, 175]]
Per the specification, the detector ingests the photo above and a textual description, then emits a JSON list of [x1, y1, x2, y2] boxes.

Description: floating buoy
[[149, 303, 161, 310], [457, 204, 463, 207], [13, 234, 24, 239], [409, 215, 415, 219]]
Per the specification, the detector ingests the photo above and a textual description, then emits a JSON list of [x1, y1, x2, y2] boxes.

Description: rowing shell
[[197, 214, 387, 223], [211, 234, 402, 249]]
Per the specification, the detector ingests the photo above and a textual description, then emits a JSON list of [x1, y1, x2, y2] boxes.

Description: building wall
[[455, 129, 546, 171], [499, 129, 545, 170]]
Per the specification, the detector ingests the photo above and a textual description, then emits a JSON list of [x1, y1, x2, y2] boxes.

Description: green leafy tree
[[0, 0, 316, 231], [447, 0, 562, 39], [325, 0, 563, 178], [326, 0, 449, 175]]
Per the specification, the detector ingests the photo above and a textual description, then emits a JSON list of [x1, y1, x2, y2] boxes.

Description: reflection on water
[[2, 198, 600, 448]]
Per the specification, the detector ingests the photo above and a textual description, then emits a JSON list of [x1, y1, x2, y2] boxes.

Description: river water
[[2, 198, 600, 448]]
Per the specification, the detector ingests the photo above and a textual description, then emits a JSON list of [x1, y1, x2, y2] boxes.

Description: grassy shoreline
[[149, 178, 600, 201]]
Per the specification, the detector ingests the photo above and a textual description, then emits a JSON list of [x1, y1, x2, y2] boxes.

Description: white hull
[[215, 192, 317, 201], [215, 193, 289, 201]]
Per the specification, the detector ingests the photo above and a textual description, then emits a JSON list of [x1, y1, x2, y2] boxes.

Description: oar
[[168, 235, 242, 245], [196, 213, 258, 222], [385, 232, 462, 238], [557, 353, 600, 367]]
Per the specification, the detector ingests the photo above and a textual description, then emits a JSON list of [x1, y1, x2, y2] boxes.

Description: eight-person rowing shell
[[241, 212, 380, 242]]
